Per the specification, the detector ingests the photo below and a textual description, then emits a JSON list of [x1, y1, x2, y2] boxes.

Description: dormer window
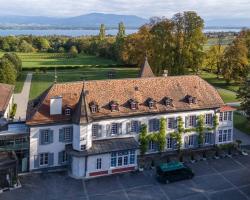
[[65, 108, 71, 115], [110, 101, 119, 112], [147, 98, 156, 109], [129, 99, 138, 110], [89, 101, 98, 113], [185, 95, 197, 104], [164, 97, 173, 106]]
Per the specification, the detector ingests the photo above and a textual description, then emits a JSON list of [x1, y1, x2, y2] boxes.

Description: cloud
[[0, 0, 249, 19]]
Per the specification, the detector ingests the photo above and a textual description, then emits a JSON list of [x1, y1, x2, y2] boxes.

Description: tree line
[[0, 52, 22, 84]]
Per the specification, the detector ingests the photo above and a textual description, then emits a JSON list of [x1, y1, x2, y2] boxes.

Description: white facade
[[29, 106, 234, 179], [3, 94, 13, 119]]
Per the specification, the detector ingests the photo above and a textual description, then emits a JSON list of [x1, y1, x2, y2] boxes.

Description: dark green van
[[156, 162, 194, 184]]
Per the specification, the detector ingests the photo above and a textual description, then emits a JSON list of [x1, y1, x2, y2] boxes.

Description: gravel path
[[14, 73, 32, 121]]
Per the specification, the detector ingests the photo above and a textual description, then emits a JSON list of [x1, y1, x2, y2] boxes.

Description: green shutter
[[39, 130, 44, 145], [106, 124, 111, 136], [48, 153, 54, 166]]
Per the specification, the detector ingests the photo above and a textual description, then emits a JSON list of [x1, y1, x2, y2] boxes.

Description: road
[[13, 73, 32, 121]]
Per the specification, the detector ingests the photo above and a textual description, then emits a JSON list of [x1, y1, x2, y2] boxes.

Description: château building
[[26, 59, 235, 179]]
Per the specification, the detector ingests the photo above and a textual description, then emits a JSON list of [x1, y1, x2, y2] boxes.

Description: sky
[[0, 0, 249, 19]]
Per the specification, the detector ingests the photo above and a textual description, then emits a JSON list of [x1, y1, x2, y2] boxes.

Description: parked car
[[156, 161, 194, 184]]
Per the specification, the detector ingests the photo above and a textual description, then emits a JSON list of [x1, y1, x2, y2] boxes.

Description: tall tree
[[222, 38, 249, 83], [117, 22, 126, 39], [0, 57, 17, 84], [237, 79, 250, 120], [3, 53, 22, 77], [99, 24, 106, 41]]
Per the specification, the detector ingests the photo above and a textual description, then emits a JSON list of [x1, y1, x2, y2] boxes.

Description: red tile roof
[[0, 83, 14, 115], [219, 105, 237, 112], [26, 75, 225, 125]]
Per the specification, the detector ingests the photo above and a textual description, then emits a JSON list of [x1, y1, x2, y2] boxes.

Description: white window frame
[[44, 130, 49, 143], [189, 115, 196, 127], [92, 124, 99, 138], [204, 132, 211, 144], [39, 153, 48, 166], [111, 123, 119, 135], [188, 135, 195, 147], [96, 158, 102, 170], [110, 150, 135, 168], [205, 114, 213, 125], [131, 120, 139, 133], [167, 137, 172, 149], [64, 127, 71, 141], [65, 108, 71, 115]]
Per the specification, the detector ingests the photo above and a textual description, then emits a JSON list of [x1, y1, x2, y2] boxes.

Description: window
[[186, 115, 196, 127], [205, 114, 213, 125], [167, 137, 172, 149], [205, 132, 212, 144], [223, 130, 227, 142], [60, 151, 68, 163], [188, 135, 195, 146], [218, 130, 223, 142], [165, 97, 173, 106], [228, 129, 232, 141], [96, 158, 102, 170], [65, 108, 71, 115], [64, 127, 72, 141], [44, 130, 49, 143], [129, 99, 138, 110], [111, 123, 119, 135], [149, 118, 160, 132], [224, 112, 228, 121], [148, 98, 155, 109], [131, 121, 140, 133], [110, 150, 135, 167], [92, 124, 99, 138], [81, 145, 86, 151], [91, 105, 97, 113], [110, 101, 119, 112], [168, 118, 177, 129], [39, 153, 48, 166], [219, 112, 223, 122], [148, 141, 158, 151]]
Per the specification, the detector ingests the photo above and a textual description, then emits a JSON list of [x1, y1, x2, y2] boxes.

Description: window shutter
[[174, 118, 178, 129], [58, 151, 63, 165], [194, 135, 198, 148], [59, 128, 64, 142], [106, 124, 111, 136], [184, 136, 188, 148], [211, 133, 215, 145], [118, 123, 122, 135], [49, 130, 53, 144], [48, 153, 54, 166], [126, 122, 131, 134], [149, 119, 153, 132], [34, 155, 39, 168], [194, 116, 197, 127], [98, 125, 102, 137], [185, 117, 189, 128], [39, 130, 44, 145], [138, 121, 141, 133]]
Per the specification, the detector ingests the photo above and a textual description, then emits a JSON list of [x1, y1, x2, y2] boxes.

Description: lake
[[0, 28, 243, 36]]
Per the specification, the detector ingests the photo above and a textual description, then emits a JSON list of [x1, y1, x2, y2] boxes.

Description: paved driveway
[[2, 155, 250, 200], [14, 73, 32, 121]]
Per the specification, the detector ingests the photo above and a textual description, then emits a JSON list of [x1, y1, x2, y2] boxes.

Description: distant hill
[[0, 13, 148, 28], [206, 18, 250, 28]]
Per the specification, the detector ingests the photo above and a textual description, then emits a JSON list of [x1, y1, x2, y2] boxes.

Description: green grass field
[[0, 52, 118, 68], [30, 67, 139, 99], [234, 112, 250, 134]]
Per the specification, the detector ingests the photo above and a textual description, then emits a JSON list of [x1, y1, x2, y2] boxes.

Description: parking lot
[[1, 155, 250, 200]]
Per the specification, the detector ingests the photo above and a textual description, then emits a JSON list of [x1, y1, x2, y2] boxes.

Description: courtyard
[[1, 154, 250, 200]]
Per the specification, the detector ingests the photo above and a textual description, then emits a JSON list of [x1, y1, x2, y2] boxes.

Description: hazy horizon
[[0, 0, 249, 21]]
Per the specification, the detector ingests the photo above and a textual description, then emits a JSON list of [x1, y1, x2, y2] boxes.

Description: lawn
[[30, 67, 139, 99], [0, 52, 118, 69], [234, 112, 250, 135]]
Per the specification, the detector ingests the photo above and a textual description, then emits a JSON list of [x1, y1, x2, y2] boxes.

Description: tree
[[117, 22, 126, 39], [158, 118, 166, 152], [0, 57, 17, 84], [19, 40, 35, 53], [237, 79, 250, 120], [204, 45, 225, 75], [99, 24, 106, 41], [3, 53, 22, 77], [69, 46, 78, 57], [222, 38, 249, 83], [34, 37, 50, 51]]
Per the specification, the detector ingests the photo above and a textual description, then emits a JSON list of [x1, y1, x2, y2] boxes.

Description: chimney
[[163, 70, 168, 77], [50, 96, 62, 115]]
